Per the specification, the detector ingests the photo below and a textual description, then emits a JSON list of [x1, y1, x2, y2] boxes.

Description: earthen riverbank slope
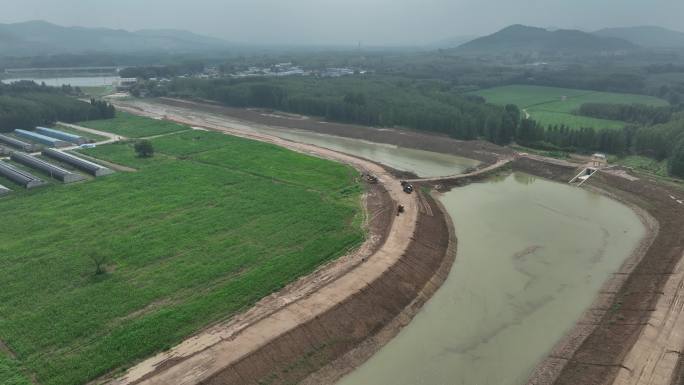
[[110, 98, 683, 385]]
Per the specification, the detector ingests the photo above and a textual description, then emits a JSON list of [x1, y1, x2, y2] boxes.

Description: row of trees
[[517, 121, 631, 155], [156, 76, 684, 178], [517, 115, 684, 178], [577, 103, 672, 125], [164, 77, 521, 145], [0, 81, 115, 132]]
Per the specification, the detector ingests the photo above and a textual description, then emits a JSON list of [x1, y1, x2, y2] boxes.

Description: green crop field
[[471, 85, 668, 130], [0, 122, 364, 385], [78, 111, 190, 138]]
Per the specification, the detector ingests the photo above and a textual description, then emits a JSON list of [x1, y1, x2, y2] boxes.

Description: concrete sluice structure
[[0, 133, 35, 152], [0, 161, 46, 189], [35, 126, 87, 145], [42, 148, 113, 177], [10, 152, 85, 183], [14, 129, 71, 148]]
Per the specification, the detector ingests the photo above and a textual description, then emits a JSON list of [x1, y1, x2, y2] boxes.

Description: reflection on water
[[338, 172, 645, 385], [251, 128, 480, 178]]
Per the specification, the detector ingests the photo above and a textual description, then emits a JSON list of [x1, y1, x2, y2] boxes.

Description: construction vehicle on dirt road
[[400, 181, 414, 194]]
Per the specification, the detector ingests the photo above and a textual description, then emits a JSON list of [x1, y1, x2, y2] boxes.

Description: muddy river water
[[241, 122, 646, 385], [253, 127, 481, 177], [339, 172, 645, 385]]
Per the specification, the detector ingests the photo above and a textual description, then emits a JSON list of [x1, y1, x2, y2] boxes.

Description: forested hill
[[0, 20, 232, 56], [454, 25, 637, 55], [594, 26, 684, 49]]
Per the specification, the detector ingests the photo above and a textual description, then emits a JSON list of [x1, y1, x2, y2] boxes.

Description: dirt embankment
[[196, 192, 453, 385], [156, 97, 513, 165], [116, 191, 453, 385], [513, 157, 684, 385]]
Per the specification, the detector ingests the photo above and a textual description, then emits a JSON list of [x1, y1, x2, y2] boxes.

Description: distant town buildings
[[114, 78, 138, 91], [230, 63, 365, 79]]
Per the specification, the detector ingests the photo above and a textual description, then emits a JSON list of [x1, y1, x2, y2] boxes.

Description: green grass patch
[[0, 354, 32, 385], [0, 124, 364, 385], [509, 144, 570, 160], [615, 155, 669, 177], [79, 86, 114, 98], [77, 111, 189, 138], [471, 85, 668, 130], [77, 141, 174, 169]]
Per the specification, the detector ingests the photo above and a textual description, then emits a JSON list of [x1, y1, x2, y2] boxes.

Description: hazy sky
[[1, 0, 683, 45]]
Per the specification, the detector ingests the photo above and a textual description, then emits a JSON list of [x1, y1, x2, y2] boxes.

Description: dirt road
[[101, 99, 452, 385], [612, 250, 684, 385], [404, 157, 513, 184]]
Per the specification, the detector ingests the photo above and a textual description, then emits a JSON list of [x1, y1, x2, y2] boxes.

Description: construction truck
[[400, 181, 414, 194]]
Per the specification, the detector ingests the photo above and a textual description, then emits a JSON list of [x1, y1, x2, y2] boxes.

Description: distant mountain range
[[0, 20, 233, 56], [453, 25, 637, 55], [594, 26, 684, 48], [2, 20, 684, 59]]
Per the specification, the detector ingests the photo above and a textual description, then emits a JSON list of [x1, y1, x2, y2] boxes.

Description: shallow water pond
[[338, 172, 645, 385]]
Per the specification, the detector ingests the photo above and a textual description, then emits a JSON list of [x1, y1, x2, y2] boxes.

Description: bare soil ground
[[155, 98, 514, 164]]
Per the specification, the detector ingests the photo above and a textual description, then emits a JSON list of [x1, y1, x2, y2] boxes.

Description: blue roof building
[[14, 129, 71, 148], [35, 127, 87, 145]]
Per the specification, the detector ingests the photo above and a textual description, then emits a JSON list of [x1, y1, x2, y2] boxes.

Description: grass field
[[471, 85, 669, 130], [0, 123, 364, 385], [0, 356, 31, 385], [77, 112, 190, 138], [614, 155, 669, 177], [80, 86, 114, 98]]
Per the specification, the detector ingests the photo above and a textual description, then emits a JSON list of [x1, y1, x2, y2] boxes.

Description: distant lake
[[1, 76, 120, 87]]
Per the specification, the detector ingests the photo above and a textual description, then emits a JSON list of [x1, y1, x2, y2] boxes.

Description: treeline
[[518, 116, 684, 178], [149, 75, 684, 178], [634, 116, 684, 177], [632, 115, 684, 160], [511, 70, 646, 95], [162, 76, 521, 145], [0, 81, 115, 132], [517, 121, 630, 155], [577, 103, 672, 125]]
